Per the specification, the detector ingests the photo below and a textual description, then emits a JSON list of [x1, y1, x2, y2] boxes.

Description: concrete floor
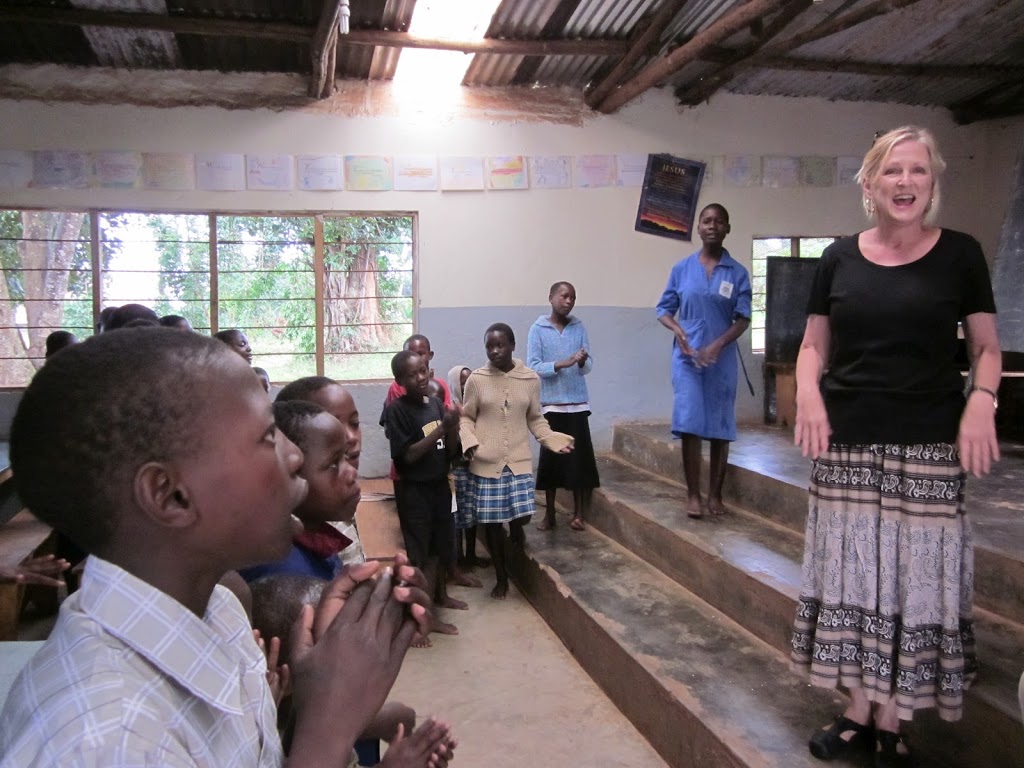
[[355, 479, 669, 768]]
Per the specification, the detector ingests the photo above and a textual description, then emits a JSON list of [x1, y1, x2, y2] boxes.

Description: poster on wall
[[439, 156, 485, 191], [616, 154, 649, 187], [94, 151, 143, 189], [246, 154, 295, 191], [394, 155, 439, 191], [344, 156, 392, 191], [196, 153, 245, 191], [33, 151, 90, 189], [142, 153, 196, 190], [575, 155, 616, 188], [297, 155, 344, 190], [762, 156, 800, 188], [837, 156, 862, 186], [634, 154, 706, 242], [800, 156, 836, 187], [0, 151, 33, 189], [529, 155, 572, 188], [485, 156, 528, 190]]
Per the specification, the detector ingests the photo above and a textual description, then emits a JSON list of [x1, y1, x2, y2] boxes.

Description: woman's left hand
[[957, 394, 1000, 477]]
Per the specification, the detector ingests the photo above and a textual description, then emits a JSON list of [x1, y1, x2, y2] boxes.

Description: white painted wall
[[2, 90, 1020, 475], [1, 90, 1018, 309]]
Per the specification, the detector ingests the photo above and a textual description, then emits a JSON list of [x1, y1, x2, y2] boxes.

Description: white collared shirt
[[0, 556, 283, 767]]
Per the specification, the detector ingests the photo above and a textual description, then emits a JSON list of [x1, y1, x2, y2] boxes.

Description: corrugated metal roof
[[1, 0, 1022, 122]]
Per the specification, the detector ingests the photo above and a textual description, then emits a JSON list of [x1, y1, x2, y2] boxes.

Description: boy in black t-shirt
[[383, 350, 465, 646]]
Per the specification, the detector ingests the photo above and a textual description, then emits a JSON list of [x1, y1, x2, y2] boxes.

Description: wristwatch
[[970, 385, 999, 411]]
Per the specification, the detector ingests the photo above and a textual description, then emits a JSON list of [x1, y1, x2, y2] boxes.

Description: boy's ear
[[133, 462, 198, 530], [428, 350, 435, 360]]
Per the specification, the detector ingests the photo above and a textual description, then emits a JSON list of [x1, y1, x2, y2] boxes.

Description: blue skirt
[[473, 468, 536, 524]]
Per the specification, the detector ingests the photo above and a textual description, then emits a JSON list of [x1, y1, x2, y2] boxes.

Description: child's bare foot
[[439, 595, 469, 610], [491, 581, 509, 600], [448, 570, 482, 588], [708, 498, 727, 515], [432, 618, 459, 635], [412, 633, 433, 648], [569, 516, 585, 531], [379, 719, 457, 768], [686, 496, 703, 519], [536, 517, 556, 531]]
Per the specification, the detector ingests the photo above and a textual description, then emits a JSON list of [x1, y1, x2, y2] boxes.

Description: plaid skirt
[[790, 443, 976, 722], [452, 466, 477, 529], [473, 467, 536, 524]]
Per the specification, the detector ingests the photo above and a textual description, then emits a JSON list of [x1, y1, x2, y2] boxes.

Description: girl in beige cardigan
[[459, 323, 573, 599]]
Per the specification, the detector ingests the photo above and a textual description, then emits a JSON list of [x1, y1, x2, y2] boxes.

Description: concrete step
[[611, 423, 1024, 626], [545, 453, 1023, 767], [509, 523, 855, 768]]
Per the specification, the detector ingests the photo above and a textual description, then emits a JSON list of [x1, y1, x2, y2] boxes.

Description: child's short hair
[[105, 303, 160, 331], [276, 375, 335, 403], [272, 400, 326, 456], [390, 349, 420, 379], [44, 330, 77, 359], [403, 334, 431, 351], [213, 329, 243, 344], [159, 314, 192, 331], [250, 574, 326, 665], [11, 328, 230, 555], [485, 322, 515, 345]]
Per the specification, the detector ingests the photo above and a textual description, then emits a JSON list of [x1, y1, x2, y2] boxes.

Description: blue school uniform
[[656, 249, 751, 441]]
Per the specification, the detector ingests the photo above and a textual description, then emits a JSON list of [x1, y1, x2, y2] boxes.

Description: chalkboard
[[993, 139, 1024, 354], [764, 257, 819, 364]]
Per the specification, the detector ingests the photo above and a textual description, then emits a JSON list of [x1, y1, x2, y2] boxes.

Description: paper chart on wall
[[724, 155, 762, 187], [94, 151, 143, 189], [836, 156, 862, 186], [439, 156, 485, 191], [0, 151, 33, 189], [616, 154, 648, 187], [485, 156, 528, 190], [196, 153, 245, 191], [575, 155, 616, 188], [800, 156, 836, 188], [246, 154, 295, 191], [393, 155, 438, 191], [528, 156, 572, 189], [33, 151, 90, 189], [142, 153, 195, 190], [761, 156, 800, 188], [297, 155, 343, 191], [344, 156, 392, 191]]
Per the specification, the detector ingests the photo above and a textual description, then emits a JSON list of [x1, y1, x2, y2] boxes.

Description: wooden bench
[[0, 509, 56, 640]]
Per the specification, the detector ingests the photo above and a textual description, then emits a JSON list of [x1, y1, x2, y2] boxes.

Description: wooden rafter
[[0, 7, 628, 57], [950, 81, 1024, 125], [309, 0, 342, 98], [593, 0, 783, 114], [676, 0, 927, 106], [753, 57, 1024, 81], [584, 0, 690, 109]]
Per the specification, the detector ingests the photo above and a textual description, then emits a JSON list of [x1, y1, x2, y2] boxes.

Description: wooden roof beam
[[675, 0, 927, 106], [752, 56, 1024, 81], [584, 0, 691, 109], [310, 0, 342, 98], [0, 7, 629, 56], [593, 0, 784, 114]]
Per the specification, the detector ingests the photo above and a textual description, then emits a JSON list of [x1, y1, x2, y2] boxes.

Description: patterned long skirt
[[790, 443, 976, 722]]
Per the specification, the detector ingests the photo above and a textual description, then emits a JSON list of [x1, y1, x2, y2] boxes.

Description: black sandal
[[808, 715, 873, 760], [875, 730, 912, 768]]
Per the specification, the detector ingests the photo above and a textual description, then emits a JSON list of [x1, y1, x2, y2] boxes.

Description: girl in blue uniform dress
[[656, 203, 752, 518]]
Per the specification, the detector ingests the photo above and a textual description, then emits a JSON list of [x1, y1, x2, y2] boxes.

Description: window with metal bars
[[0, 210, 414, 386]]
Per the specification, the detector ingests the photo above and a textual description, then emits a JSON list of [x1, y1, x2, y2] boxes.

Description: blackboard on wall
[[765, 257, 820, 364]]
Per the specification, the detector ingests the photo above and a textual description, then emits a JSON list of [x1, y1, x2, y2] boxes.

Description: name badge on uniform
[[719, 280, 734, 299]]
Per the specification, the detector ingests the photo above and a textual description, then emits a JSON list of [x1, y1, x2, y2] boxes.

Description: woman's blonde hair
[[856, 125, 946, 223]]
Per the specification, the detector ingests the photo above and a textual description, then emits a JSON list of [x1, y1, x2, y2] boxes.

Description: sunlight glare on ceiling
[[392, 0, 502, 101]]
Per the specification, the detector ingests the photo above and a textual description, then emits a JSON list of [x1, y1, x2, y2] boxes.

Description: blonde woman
[[791, 126, 1001, 767]]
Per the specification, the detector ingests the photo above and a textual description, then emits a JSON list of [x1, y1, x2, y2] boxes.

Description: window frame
[[0, 206, 419, 387]]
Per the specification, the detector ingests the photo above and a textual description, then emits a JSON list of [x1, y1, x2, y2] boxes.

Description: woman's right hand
[[794, 390, 831, 460]]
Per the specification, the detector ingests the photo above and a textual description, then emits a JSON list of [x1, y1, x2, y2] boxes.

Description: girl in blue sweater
[[527, 281, 600, 531]]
